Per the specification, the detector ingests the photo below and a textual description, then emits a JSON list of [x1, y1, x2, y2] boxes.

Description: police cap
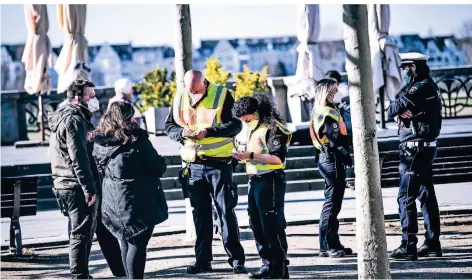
[[399, 52, 429, 68]]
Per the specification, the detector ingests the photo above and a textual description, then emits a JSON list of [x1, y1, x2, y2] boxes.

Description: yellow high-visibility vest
[[174, 83, 234, 160], [245, 121, 292, 175], [310, 105, 347, 150]]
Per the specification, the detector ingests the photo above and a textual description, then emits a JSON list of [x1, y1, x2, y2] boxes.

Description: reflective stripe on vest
[[176, 83, 234, 158], [310, 106, 347, 150], [245, 121, 292, 175]]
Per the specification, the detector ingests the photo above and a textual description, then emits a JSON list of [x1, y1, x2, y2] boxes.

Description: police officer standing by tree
[[232, 93, 291, 279], [388, 52, 443, 260], [309, 79, 354, 258], [164, 70, 247, 275]]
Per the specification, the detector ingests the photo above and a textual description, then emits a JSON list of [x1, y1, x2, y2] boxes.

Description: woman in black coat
[[91, 101, 168, 279]]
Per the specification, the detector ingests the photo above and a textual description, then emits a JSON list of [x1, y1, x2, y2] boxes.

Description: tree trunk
[[174, 4, 195, 242], [175, 4, 193, 93], [342, 5, 390, 279]]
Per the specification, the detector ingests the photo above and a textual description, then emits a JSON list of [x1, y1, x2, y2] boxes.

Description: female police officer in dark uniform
[[309, 79, 354, 258], [232, 93, 291, 279]]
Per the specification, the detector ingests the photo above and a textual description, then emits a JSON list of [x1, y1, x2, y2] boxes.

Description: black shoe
[[418, 242, 443, 257], [282, 264, 290, 279], [187, 263, 213, 274], [233, 264, 248, 274], [262, 264, 285, 279], [340, 247, 353, 255], [249, 265, 270, 279], [390, 242, 418, 261]]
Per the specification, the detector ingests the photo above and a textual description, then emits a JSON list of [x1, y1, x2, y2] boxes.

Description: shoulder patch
[[272, 139, 280, 146], [408, 86, 418, 94], [331, 122, 339, 132]]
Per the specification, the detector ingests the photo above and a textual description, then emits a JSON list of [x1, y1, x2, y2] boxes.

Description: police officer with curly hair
[[388, 52, 443, 260], [232, 93, 291, 279]]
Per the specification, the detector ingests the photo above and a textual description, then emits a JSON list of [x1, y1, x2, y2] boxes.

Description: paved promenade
[[2, 182, 471, 248], [2, 214, 472, 279]]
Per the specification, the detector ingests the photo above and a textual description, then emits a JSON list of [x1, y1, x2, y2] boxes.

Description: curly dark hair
[[232, 93, 285, 128], [93, 101, 141, 145]]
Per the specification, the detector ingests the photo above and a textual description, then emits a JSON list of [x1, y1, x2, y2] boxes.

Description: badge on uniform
[[332, 123, 339, 132]]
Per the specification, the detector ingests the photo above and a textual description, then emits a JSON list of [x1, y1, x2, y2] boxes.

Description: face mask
[[246, 119, 259, 131], [87, 97, 100, 112], [401, 69, 414, 85]]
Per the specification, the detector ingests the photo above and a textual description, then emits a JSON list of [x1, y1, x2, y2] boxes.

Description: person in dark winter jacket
[[91, 101, 168, 279], [49, 79, 100, 279], [49, 79, 127, 279]]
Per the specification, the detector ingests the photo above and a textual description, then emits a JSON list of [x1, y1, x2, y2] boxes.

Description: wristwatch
[[250, 152, 254, 160]]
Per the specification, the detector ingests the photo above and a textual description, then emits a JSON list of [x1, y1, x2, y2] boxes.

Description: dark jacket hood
[[91, 128, 149, 165], [49, 101, 93, 133]]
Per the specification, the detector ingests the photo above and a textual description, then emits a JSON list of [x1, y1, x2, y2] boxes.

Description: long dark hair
[[93, 101, 141, 145], [252, 92, 284, 128], [233, 92, 285, 129]]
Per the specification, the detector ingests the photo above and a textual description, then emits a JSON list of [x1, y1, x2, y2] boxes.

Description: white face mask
[[246, 119, 259, 131], [87, 97, 100, 112]]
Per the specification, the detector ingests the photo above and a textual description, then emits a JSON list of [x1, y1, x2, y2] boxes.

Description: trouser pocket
[[52, 188, 69, 217]]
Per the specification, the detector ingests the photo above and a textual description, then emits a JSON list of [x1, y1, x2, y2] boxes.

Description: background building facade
[[1, 34, 470, 91]]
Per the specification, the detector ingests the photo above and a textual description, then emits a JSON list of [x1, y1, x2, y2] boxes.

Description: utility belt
[[400, 141, 437, 149], [248, 169, 284, 179], [399, 141, 437, 157]]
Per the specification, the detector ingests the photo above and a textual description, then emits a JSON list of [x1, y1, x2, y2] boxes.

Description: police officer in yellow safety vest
[[232, 93, 292, 279], [164, 70, 246, 275], [309, 79, 354, 258]]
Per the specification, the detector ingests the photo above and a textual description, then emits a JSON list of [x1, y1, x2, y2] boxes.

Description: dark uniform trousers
[[248, 170, 288, 266], [398, 145, 441, 245], [317, 152, 346, 251], [187, 161, 245, 266], [56, 188, 98, 279]]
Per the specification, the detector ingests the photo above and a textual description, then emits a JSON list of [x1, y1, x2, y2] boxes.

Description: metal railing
[[1, 66, 471, 144]]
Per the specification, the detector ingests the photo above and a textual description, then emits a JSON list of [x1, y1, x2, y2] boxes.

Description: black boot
[[390, 241, 418, 261], [187, 262, 213, 274], [418, 241, 443, 257], [262, 263, 285, 279], [249, 265, 270, 279]]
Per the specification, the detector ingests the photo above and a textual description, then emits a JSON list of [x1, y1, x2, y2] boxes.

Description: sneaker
[[418, 242, 443, 257], [389, 242, 417, 261], [249, 265, 270, 279], [186, 263, 212, 274], [233, 264, 248, 274], [319, 249, 346, 258]]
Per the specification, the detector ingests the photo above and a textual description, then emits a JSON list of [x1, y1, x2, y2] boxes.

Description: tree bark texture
[[342, 4, 391, 279]]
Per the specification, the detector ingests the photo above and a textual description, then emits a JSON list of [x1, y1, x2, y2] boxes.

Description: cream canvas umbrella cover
[[21, 4, 52, 95], [368, 4, 402, 102], [54, 4, 90, 93], [286, 4, 323, 123]]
